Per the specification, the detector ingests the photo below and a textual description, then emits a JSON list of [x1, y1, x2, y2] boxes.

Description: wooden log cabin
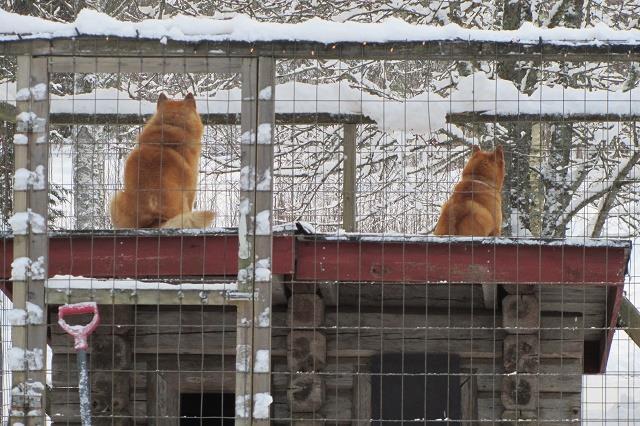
[[0, 230, 631, 424], [0, 19, 636, 425]]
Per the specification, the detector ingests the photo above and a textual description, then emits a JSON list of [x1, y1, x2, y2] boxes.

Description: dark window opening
[[371, 353, 461, 424], [180, 393, 234, 426]]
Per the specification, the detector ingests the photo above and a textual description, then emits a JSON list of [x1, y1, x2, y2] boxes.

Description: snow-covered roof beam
[[447, 112, 640, 124], [3, 37, 640, 61], [3, 9, 640, 60]]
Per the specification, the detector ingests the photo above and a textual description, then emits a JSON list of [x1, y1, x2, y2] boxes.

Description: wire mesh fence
[[0, 34, 639, 426]]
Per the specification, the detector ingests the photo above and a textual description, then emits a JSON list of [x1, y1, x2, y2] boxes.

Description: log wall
[[48, 284, 597, 425]]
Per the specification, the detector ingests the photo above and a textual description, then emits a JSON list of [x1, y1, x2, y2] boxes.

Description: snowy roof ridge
[[3, 8, 640, 45]]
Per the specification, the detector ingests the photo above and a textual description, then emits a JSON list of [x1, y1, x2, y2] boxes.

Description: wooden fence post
[[236, 56, 276, 424], [9, 55, 49, 426]]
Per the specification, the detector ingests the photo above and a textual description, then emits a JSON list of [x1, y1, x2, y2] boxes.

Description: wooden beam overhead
[[2, 37, 640, 61]]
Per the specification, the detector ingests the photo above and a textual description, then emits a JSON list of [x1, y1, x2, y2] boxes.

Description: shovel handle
[[58, 302, 100, 351]]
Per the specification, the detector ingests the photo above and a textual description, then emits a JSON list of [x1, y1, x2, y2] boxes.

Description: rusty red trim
[[595, 284, 625, 374], [294, 239, 630, 285], [0, 234, 295, 280]]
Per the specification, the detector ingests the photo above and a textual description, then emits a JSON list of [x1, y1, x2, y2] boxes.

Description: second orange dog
[[110, 93, 214, 229], [434, 145, 505, 236]]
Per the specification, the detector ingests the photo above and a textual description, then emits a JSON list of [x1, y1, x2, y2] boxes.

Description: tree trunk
[[74, 126, 106, 229]]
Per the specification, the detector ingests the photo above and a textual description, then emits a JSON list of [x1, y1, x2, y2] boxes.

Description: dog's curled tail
[[161, 211, 215, 229]]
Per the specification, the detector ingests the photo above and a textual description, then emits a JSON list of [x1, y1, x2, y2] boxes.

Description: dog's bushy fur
[[434, 145, 505, 236], [110, 93, 214, 229]]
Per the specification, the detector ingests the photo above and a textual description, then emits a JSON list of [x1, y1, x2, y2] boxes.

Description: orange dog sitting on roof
[[434, 145, 505, 236], [110, 93, 214, 229]]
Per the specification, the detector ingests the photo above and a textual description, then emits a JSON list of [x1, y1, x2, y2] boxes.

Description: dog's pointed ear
[[184, 92, 196, 108], [495, 145, 504, 162], [472, 145, 481, 153], [157, 93, 168, 106]]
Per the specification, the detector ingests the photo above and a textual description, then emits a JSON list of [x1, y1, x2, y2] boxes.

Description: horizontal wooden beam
[[48, 56, 242, 74], [48, 111, 374, 126], [45, 285, 239, 305], [0, 231, 629, 286], [0, 102, 372, 125], [0, 231, 296, 282], [447, 111, 640, 124], [294, 236, 631, 285], [3, 38, 640, 61]]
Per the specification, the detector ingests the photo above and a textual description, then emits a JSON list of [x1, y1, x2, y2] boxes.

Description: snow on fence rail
[[3, 8, 640, 46]]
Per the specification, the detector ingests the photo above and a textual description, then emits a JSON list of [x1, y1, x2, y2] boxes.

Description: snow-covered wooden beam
[[4, 38, 640, 62], [447, 112, 640, 124], [47, 111, 374, 126]]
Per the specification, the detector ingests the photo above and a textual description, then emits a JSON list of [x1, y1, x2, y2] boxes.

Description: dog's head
[[155, 93, 203, 135], [463, 145, 505, 189]]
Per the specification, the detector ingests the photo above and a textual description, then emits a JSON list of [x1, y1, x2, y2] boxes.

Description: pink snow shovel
[[58, 302, 100, 426]]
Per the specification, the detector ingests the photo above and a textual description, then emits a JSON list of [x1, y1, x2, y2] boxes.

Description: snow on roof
[[4, 72, 640, 134], [2, 8, 640, 46], [312, 232, 632, 248]]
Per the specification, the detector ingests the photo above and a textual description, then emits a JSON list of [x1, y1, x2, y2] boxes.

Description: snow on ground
[[2, 8, 640, 46]]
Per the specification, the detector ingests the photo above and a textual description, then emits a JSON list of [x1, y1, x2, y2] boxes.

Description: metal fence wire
[[0, 33, 640, 426]]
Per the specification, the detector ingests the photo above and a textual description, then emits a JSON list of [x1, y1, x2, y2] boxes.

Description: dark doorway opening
[[180, 393, 235, 425], [371, 353, 461, 424]]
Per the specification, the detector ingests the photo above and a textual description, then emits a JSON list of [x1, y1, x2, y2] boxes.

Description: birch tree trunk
[[74, 126, 106, 229]]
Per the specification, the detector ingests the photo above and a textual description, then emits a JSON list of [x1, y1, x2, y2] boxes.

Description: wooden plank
[[146, 371, 179, 426], [0, 234, 296, 280], [45, 286, 235, 306], [44, 112, 373, 126], [448, 111, 640, 124], [293, 238, 630, 285], [249, 56, 276, 424], [10, 55, 49, 426], [5, 37, 640, 62], [342, 124, 357, 232], [48, 56, 242, 74], [90, 306, 133, 426]]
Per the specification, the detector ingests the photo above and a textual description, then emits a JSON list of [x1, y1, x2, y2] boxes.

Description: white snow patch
[[13, 134, 28, 145], [255, 210, 270, 235], [46, 275, 237, 291], [240, 131, 254, 144], [257, 307, 270, 327], [9, 209, 46, 235], [253, 392, 272, 419], [238, 198, 251, 260], [7, 308, 27, 326], [26, 301, 43, 325], [14, 165, 45, 191], [4, 10, 640, 46], [15, 84, 47, 101], [30, 256, 46, 280], [256, 169, 271, 191], [11, 257, 31, 281], [235, 394, 250, 418], [258, 86, 272, 100], [255, 258, 271, 282], [254, 349, 270, 373], [257, 123, 272, 144], [239, 166, 255, 191], [236, 345, 250, 372]]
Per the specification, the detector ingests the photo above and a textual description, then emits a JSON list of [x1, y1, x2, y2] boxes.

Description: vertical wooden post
[[342, 124, 357, 232], [10, 55, 49, 426], [236, 56, 275, 424], [501, 293, 540, 423], [91, 306, 133, 426]]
